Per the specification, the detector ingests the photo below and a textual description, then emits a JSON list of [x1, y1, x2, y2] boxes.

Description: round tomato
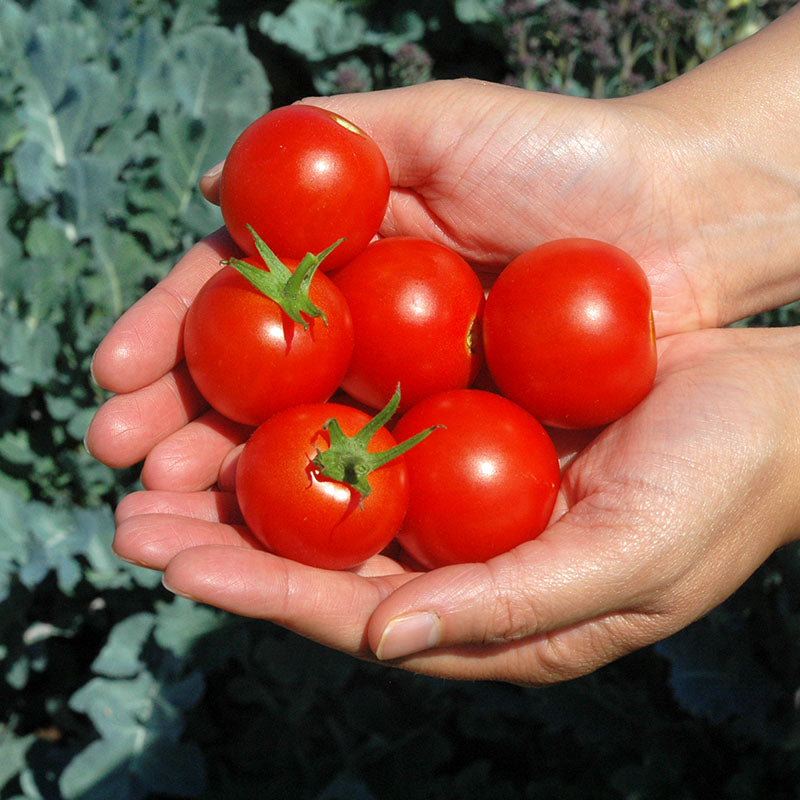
[[236, 402, 410, 570], [483, 238, 657, 429], [184, 252, 353, 427], [391, 389, 560, 569], [219, 104, 390, 271], [331, 237, 485, 411]]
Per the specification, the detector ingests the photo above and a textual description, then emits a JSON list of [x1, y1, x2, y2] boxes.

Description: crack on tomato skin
[[281, 310, 296, 353]]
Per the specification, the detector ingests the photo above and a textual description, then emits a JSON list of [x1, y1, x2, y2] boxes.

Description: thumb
[[367, 513, 683, 674], [298, 80, 529, 190], [199, 82, 453, 208]]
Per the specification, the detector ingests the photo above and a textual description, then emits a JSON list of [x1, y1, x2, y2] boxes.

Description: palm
[[113, 326, 798, 683], [300, 81, 713, 337]]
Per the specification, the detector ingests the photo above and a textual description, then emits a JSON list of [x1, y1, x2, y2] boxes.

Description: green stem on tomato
[[312, 385, 441, 500], [225, 224, 342, 328]]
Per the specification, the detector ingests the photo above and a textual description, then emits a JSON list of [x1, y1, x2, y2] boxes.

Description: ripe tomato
[[331, 237, 485, 412], [236, 401, 415, 570], [219, 104, 390, 271], [183, 248, 353, 427], [391, 390, 560, 569], [483, 238, 657, 429]]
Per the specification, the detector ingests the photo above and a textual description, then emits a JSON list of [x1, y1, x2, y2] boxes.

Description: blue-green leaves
[[0, 0, 271, 516], [258, 0, 430, 94], [62, 610, 208, 800], [0, 3, 270, 792]]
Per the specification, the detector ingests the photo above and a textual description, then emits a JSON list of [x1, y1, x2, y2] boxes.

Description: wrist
[[624, 6, 800, 326]]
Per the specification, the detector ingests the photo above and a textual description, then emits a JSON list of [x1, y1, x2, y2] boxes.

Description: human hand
[[202, 78, 718, 338], [110, 326, 800, 684], [86, 77, 687, 475]]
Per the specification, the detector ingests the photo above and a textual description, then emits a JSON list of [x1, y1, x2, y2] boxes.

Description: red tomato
[[236, 402, 410, 570], [219, 105, 390, 271], [483, 238, 657, 429], [183, 257, 353, 426], [392, 390, 560, 569], [331, 237, 485, 411]]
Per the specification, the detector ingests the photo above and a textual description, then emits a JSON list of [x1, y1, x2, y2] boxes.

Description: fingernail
[[161, 574, 196, 601], [201, 161, 223, 180], [375, 612, 441, 661], [89, 350, 99, 387]]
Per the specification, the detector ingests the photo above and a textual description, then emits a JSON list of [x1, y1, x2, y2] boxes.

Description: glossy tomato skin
[[220, 105, 390, 271], [483, 238, 656, 429], [236, 403, 409, 570], [184, 260, 353, 426], [331, 237, 485, 412], [391, 390, 560, 569]]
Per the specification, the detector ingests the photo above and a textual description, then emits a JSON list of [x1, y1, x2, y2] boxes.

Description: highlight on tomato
[[219, 104, 390, 271], [482, 238, 657, 429], [331, 236, 485, 412], [183, 228, 353, 427], [235, 388, 439, 570], [391, 389, 561, 569]]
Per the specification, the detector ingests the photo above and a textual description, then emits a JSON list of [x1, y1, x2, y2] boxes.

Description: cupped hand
[[86, 77, 759, 473], [111, 326, 800, 684], [204, 79, 721, 338]]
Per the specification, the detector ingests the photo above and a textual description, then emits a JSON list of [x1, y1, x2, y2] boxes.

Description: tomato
[[391, 389, 560, 569], [183, 239, 353, 427], [236, 393, 436, 570], [219, 104, 390, 271], [331, 237, 485, 411], [483, 238, 657, 429]]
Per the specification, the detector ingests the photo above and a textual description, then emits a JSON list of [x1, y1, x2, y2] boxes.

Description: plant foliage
[[0, 0, 798, 798]]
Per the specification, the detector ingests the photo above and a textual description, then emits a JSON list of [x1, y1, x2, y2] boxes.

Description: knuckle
[[481, 555, 542, 644]]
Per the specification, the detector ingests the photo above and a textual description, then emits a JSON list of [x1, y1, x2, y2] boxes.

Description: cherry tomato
[[483, 238, 657, 429], [391, 389, 560, 569], [219, 105, 390, 271], [331, 237, 485, 411], [184, 250, 353, 427], [236, 402, 411, 570]]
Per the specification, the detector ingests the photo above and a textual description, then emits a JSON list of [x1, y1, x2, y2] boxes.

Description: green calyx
[[225, 224, 342, 329], [312, 386, 440, 500]]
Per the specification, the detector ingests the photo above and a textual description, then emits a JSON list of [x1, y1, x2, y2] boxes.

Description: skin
[[86, 5, 800, 685]]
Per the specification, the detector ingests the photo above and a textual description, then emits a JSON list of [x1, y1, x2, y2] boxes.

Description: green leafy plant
[[0, 0, 269, 796]]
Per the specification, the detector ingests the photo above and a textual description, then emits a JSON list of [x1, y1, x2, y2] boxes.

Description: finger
[[300, 82, 502, 189], [85, 363, 207, 468], [300, 86, 466, 246], [141, 410, 252, 492], [115, 490, 243, 525], [366, 511, 668, 664], [199, 161, 223, 205], [217, 443, 244, 492], [161, 545, 415, 655], [300, 81, 552, 261], [91, 227, 236, 394], [113, 513, 261, 570], [379, 608, 669, 686]]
